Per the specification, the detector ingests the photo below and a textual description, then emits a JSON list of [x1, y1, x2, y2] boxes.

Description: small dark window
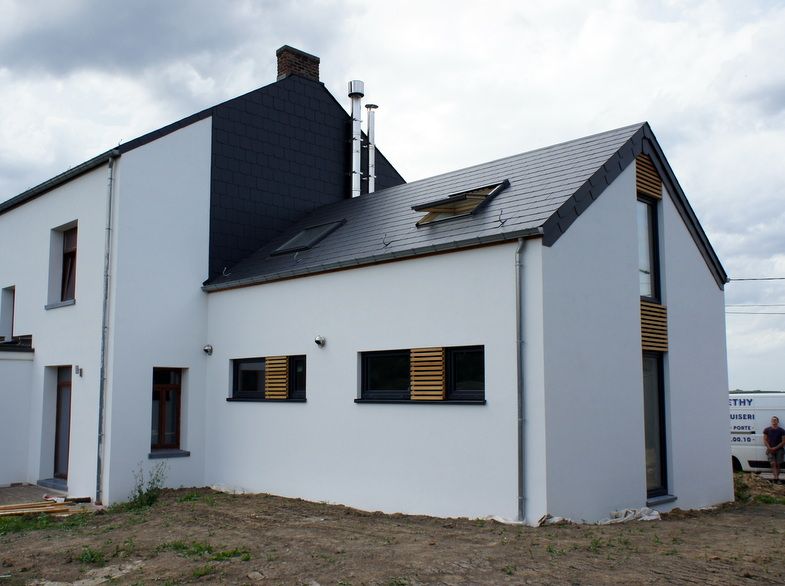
[[231, 356, 306, 400], [233, 358, 266, 398], [289, 355, 307, 400], [272, 220, 345, 255], [61, 227, 77, 302], [637, 199, 659, 300], [361, 350, 410, 400], [151, 368, 182, 451], [447, 346, 485, 401]]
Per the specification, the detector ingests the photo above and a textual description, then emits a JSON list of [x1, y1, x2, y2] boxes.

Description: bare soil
[[1, 474, 784, 585]]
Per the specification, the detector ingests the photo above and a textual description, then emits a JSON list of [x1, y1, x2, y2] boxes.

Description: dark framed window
[[446, 346, 485, 401], [231, 356, 307, 400], [637, 199, 659, 301], [360, 346, 485, 402], [642, 352, 667, 497], [289, 355, 307, 400], [361, 350, 410, 400], [233, 358, 265, 398], [151, 368, 182, 450], [54, 366, 72, 480], [61, 227, 77, 302]]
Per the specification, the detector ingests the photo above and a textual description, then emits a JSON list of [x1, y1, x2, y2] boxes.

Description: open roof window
[[272, 219, 346, 255], [412, 180, 509, 227]]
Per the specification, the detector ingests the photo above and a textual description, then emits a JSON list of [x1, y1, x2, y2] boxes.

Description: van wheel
[[732, 457, 742, 472]]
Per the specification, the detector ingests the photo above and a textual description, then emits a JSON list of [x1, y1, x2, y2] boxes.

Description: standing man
[[763, 416, 785, 482]]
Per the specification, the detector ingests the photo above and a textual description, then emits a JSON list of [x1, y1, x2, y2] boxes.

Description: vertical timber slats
[[641, 301, 668, 352], [264, 356, 289, 400], [636, 155, 662, 199], [410, 347, 446, 401]]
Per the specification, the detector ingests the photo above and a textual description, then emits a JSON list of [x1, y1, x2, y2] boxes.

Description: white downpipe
[[95, 150, 120, 505], [348, 80, 364, 198]]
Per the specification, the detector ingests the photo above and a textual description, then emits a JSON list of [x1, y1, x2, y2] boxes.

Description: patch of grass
[[212, 547, 250, 561], [588, 537, 603, 553], [734, 472, 751, 502], [502, 564, 517, 575], [387, 578, 409, 586], [157, 540, 214, 558], [177, 491, 216, 506], [125, 461, 168, 510], [265, 550, 279, 562], [192, 564, 215, 578], [546, 543, 565, 558], [0, 512, 90, 536], [754, 494, 785, 505], [78, 546, 105, 565]]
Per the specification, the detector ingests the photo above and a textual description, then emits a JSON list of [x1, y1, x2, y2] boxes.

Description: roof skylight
[[413, 180, 509, 226], [272, 219, 346, 255]]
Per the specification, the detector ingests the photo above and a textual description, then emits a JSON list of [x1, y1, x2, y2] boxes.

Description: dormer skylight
[[272, 219, 346, 255], [412, 180, 509, 227]]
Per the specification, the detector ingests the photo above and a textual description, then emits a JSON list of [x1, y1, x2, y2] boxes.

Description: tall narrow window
[[0, 286, 14, 341], [637, 200, 658, 300], [642, 353, 667, 497], [151, 368, 182, 450], [61, 227, 77, 302]]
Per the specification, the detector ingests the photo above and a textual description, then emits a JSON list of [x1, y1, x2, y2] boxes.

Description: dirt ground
[[1, 474, 784, 585]]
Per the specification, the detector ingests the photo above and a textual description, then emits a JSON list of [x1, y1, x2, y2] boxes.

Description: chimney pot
[[276, 45, 320, 81]]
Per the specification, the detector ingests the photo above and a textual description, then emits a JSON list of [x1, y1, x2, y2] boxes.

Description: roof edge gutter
[[201, 228, 544, 292]]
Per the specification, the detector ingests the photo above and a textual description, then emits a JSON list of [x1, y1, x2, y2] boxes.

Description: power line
[[726, 304, 785, 307], [730, 277, 785, 282], [726, 311, 785, 315]]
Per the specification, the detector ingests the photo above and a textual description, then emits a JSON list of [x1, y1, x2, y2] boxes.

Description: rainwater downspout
[[95, 150, 120, 505], [515, 237, 527, 523]]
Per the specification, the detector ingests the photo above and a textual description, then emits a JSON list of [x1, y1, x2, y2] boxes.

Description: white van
[[730, 391, 785, 472]]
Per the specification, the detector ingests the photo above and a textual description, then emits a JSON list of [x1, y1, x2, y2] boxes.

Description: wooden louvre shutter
[[636, 155, 662, 199], [410, 347, 446, 401], [264, 356, 289, 400], [641, 301, 668, 352]]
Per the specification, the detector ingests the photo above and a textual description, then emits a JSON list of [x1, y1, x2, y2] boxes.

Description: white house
[[0, 46, 732, 523]]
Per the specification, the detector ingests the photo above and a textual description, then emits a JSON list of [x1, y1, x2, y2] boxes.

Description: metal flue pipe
[[348, 80, 364, 198], [365, 103, 378, 193]]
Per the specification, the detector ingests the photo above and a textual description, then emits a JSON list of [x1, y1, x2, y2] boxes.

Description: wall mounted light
[[203, 344, 213, 356], [74, 365, 83, 377], [314, 336, 326, 348]]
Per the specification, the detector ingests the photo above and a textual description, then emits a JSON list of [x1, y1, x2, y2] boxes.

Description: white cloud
[[1, 0, 784, 388]]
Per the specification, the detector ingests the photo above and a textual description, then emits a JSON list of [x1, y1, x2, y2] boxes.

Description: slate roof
[[204, 122, 727, 291]]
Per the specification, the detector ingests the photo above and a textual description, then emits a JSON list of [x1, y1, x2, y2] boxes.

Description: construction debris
[[0, 499, 86, 517]]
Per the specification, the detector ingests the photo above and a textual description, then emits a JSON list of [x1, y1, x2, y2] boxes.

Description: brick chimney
[[276, 45, 320, 81]]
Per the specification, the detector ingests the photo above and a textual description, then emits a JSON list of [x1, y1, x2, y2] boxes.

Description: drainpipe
[[95, 150, 120, 505], [515, 238, 527, 523]]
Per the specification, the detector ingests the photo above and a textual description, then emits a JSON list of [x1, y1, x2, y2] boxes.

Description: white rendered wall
[[541, 165, 648, 522], [0, 167, 108, 498], [103, 118, 212, 503], [0, 352, 33, 485], [658, 186, 733, 510], [205, 244, 520, 519]]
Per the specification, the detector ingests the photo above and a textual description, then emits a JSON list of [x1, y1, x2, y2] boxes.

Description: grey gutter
[[0, 151, 116, 215], [202, 227, 544, 292], [515, 238, 527, 523], [95, 150, 120, 505]]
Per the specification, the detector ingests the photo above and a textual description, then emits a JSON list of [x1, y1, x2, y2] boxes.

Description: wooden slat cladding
[[641, 300, 668, 352], [410, 347, 446, 401], [636, 155, 662, 200], [264, 356, 289, 400]]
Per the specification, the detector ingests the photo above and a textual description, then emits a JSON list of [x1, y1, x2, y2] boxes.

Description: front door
[[54, 366, 72, 480]]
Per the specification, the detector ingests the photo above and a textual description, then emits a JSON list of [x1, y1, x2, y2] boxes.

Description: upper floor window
[[637, 199, 659, 300], [47, 222, 78, 308], [61, 227, 77, 302]]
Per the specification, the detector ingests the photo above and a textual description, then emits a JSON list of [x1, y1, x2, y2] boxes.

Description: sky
[[1, 0, 783, 390]]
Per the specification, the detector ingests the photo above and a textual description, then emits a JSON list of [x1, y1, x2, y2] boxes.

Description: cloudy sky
[[1, 0, 784, 390]]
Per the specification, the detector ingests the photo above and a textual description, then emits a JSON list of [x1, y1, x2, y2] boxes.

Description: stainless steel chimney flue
[[365, 104, 378, 194], [348, 80, 365, 198]]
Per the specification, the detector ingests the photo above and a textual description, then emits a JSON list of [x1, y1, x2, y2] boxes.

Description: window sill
[[149, 449, 190, 459], [646, 494, 677, 507], [44, 299, 75, 310], [354, 399, 486, 405], [226, 397, 307, 403]]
